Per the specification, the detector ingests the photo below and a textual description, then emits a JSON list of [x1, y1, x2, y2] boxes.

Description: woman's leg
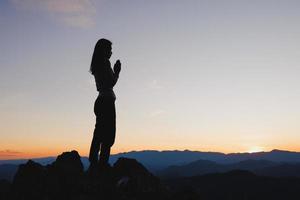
[[89, 96, 102, 165], [89, 127, 101, 164], [98, 99, 116, 165], [99, 144, 111, 165]]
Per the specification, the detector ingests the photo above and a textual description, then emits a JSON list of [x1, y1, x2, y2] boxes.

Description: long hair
[[90, 38, 112, 74]]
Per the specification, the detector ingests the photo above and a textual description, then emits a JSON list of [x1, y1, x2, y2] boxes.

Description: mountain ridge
[[1, 149, 300, 169], [2, 150, 300, 200], [158, 158, 300, 178], [1, 149, 300, 181]]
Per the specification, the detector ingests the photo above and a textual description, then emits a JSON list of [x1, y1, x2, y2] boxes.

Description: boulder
[[0, 179, 11, 200], [113, 157, 166, 199], [12, 160, 46, 200], [9, 151, 168, 200], [46, 150, 84, 199], [51, 150, 83, 174]]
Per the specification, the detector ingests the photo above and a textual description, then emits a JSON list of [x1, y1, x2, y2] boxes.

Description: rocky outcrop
[[114, 157, 158, 182], [6, 150, 166, 200], [46, 150, 84, 199], [114, 157, 165, 199], [2, 152, 300, 200], [0, 179, 11, 200], [12, 160, 46, 199]]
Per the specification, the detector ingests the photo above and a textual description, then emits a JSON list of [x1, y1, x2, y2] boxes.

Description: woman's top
[[93, 59, 119, 99]]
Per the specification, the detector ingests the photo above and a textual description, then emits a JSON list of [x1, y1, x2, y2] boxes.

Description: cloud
[[11, 0, 96, 28], [0, 149, 22, 157]]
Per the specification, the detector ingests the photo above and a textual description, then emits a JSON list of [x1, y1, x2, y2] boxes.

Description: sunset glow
[[1, 0, 300, 160], [247, 146, 265, 153]]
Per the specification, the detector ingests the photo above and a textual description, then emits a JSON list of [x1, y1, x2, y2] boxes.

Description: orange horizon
[[1, 146, 300, 160]]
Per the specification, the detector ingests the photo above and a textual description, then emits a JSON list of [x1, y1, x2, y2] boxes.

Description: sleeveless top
[[93, 59, 119, 99]]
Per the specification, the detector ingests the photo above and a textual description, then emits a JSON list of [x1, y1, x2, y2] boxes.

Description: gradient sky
[[1, 0, 300, 159]]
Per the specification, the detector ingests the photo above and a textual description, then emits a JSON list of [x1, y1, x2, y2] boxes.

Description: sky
[[1, 0, 300, 159]]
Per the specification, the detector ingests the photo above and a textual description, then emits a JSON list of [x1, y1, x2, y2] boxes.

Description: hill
[[0, 151, 166, 200], [111, 149, 300, 170], [1, 150, 300, 200], [1, 149, 300, 180], [159, 159, 300, 178], [164, 170, 300, 200]]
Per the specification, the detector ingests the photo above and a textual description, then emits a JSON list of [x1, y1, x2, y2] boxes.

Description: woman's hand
[[114, 60, 121, 74]]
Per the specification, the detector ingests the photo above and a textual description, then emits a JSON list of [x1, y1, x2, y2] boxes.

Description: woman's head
[[90, 38, 112, 74]]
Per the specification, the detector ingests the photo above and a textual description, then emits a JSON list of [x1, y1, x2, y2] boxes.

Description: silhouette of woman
[[89, 39, 121, 168]]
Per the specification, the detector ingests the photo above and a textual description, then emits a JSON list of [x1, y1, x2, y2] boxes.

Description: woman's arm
[[112, 60, 121, 86]]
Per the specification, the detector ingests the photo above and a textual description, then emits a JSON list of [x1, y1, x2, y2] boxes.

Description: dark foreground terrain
[[0, 150, 299, 200]]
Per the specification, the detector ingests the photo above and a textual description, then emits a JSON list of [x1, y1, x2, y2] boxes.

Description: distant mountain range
[[3, 150, 300, 200], [1, 149, 300, 180], [0, 164, 18, 181], [111, 149, 300, 170], [164, 170, 300, 199], [158, 159, 300, 178]]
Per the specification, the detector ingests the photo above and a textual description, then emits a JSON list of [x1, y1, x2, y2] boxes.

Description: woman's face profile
[[104, 45, 112, 59]]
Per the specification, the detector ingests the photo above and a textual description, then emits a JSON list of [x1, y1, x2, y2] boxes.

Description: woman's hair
[[90, 38, 112, 74]]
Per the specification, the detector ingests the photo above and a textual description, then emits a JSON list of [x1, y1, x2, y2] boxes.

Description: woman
[[89, 39, 121, 169]]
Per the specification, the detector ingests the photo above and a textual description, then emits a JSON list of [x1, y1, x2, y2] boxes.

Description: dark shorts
[[93, 95, 116, 147]]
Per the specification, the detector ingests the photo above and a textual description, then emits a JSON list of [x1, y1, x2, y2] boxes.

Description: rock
[[46, 150, 84, 199], [113, 157, 166, 199], [0, 179, 11, 200], [52, 150, 83, 174], [9, 151, 168, 200], [12, 160, 46, 200]]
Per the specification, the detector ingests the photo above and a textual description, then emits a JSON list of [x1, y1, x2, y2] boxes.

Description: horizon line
[[0, 148, 298, 161]]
